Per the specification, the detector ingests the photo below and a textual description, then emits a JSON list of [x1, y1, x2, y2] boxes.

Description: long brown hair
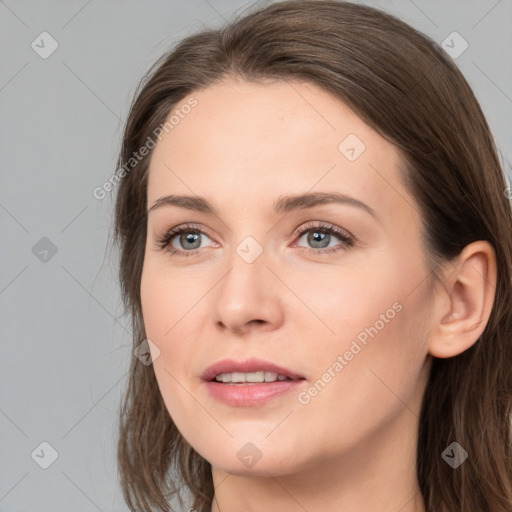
[[112, 1, 512, 510]]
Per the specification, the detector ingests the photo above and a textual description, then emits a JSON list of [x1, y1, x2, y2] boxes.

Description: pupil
[[309, 231, 329, 248], [181, 231, 201, 249]]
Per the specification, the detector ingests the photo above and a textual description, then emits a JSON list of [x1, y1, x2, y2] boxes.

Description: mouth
[[212, 371, 301, 384], [201, 358, 306, 406], [201, 357, 305, 383]]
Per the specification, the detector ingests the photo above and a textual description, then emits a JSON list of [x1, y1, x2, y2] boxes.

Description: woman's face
[[141, 77, 434, 477]]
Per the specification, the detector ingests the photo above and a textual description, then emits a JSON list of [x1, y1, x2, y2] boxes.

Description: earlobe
[[428, 241, 497, 359]]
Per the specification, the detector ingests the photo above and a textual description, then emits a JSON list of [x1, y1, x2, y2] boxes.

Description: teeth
[[214, 371, 292, 383]]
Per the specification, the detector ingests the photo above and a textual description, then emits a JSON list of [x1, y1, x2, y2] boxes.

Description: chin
[[198, 437, 311, 478], [210, 456, 299, 477]]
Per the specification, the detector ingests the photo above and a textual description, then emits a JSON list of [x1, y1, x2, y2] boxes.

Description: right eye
[[155, 223, 217, 257]]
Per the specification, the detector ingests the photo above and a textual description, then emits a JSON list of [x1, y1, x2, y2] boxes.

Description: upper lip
[[201, 358, 305, 382]]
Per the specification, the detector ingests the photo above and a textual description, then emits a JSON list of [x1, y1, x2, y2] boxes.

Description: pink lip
[[201, 358, 306, 407], [205, 380, 305, 407], [200, 357, 305, 382]]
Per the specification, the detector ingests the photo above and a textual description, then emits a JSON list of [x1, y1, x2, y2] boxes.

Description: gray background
[[1, 0, 511, 511]]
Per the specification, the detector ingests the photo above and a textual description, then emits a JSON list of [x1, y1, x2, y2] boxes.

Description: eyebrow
[[148, 192, 377, 219]]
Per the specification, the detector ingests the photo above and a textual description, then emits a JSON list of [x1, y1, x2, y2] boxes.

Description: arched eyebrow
[[148, 191, 378, 220]]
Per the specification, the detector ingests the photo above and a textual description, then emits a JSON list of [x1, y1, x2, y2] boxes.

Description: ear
[[428, 241, 497, 359]]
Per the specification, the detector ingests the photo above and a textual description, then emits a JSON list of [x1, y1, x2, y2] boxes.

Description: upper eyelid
[[163, 221, 346, 236]]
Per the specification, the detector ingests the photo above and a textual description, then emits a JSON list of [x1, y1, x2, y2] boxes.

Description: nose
[[213, 246, 285, 336]]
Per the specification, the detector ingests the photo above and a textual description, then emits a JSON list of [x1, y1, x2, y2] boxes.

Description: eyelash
[[155, 221, 355, 258]]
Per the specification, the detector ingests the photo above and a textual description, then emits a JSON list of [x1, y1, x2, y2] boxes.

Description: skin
[[140, 77, 497, 512]]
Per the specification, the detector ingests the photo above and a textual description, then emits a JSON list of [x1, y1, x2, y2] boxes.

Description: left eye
[[293, 223, 354, 253]]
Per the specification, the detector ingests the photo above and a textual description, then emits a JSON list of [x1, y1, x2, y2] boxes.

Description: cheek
[[295, 245, 430, 394], [140, 258, 202, 343], [140, 263, 204, 434], [140, 256, 210, 376], [319, 279, 428, 412], [140, 261, 201, 415], [292, 298, 430, 465], [281, 253, 408, 347]]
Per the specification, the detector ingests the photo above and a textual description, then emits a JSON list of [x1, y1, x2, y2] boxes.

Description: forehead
[[146, 78, 414, 226], [157, 77, 376, 164]]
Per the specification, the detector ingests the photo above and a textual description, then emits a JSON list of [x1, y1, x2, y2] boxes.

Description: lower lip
[[205, 380, 305, 406]]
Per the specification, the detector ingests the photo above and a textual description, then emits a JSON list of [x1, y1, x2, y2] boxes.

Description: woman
[[113, 1, 512, 511]]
